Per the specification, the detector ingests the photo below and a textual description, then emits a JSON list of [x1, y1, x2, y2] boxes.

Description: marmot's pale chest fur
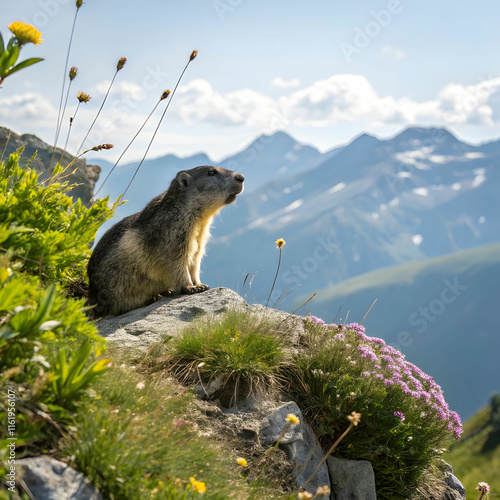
[[87, 166, 244, 317]]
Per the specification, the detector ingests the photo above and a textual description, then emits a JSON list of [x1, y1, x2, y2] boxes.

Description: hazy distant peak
[[391, 126, 458, 145]]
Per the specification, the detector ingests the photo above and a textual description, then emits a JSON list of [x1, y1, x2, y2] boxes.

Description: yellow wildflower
[[8, 22, 44, 46], [77, 91, 91, 103], [189, 477, 206, 494], [275, 238, 285, 249], [347, 411, 361, 426], [286, 413, 300, 425], [236, 457, 247, 467], [316, 485, 331, 497], [297, 493, 313, 500], [161, 89, 171, 100]]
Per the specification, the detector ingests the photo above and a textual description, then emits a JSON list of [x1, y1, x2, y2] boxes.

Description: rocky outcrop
[[18, 457, 103, 500], [259, 402, 331, 494], [96, 287, 376, 499], [96, 287, 306, 351], [0, 126, 100, 204]]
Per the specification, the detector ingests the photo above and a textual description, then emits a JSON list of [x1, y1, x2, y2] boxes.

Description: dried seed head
[[190, 50, 198, 61], [77, 91, 91, 103], [69, 66, 78, 80], [161, 90, 171, 100], [117, 57, 127, 71], [91, 144, 114, 151], [76, 0, 83, 8]]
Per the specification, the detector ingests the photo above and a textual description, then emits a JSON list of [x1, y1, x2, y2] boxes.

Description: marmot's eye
[[208, 169, 216, 176]]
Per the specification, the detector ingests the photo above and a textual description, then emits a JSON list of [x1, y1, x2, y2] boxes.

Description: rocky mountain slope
[[0, 126, 100, 204]]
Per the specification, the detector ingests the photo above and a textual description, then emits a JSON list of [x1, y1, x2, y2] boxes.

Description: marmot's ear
[[176, 171, 191, 187]]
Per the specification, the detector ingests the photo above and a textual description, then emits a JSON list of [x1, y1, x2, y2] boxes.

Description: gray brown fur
[[87, 166, 244, 317]]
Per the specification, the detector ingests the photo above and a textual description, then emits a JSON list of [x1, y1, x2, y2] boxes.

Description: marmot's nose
[[235, 173, 245, 183]]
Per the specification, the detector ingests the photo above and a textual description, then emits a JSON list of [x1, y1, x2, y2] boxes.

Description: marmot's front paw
[[181, 284, 210, 294]]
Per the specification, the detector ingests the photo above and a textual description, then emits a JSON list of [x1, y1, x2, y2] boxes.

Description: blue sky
[[2, 0, 500, 163]]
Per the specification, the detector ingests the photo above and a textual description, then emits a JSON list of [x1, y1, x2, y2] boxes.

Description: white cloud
[[174, 78, 278, 127], [271, 77, 300, 89], [438, 77, 500, 125], [93, 80, 146, 101], [381, 45, 405, 59], [171, 74, 500, 131], [0, 92, 57, 128]]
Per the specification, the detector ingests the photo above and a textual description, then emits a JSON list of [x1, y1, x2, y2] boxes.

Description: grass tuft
[[147, 310, 293, 406]]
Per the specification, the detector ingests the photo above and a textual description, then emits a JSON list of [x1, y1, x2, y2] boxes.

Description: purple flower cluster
[[309, 315, 325, 325], [309, 315, 464, 440], [394, 411, 405, 422]]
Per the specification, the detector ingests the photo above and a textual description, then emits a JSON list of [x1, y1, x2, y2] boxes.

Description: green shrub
[[160, 310, 293, 404], [0, 267, 107, 448], [0, 149, 116, 286], [0, 151, 112, 471], [282, 318, 463, 499]]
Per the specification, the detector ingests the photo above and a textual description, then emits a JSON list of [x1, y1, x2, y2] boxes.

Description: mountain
[[92, 130, 328, 240], [290, 243, 500, 420], [447, 393, 500, 496], [0, 126, 100, 204], [202, 126, 500, 303]]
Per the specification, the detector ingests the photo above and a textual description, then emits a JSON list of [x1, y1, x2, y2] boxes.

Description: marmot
[[87, 165, 244, 317]]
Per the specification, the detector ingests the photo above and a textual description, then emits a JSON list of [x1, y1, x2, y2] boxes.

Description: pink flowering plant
[[283, 317, 463, 499]]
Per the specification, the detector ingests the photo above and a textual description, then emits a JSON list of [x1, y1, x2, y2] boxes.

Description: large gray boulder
[[96, 287, 306, 351], [18, 457, 102, 500], [327, 457, 377, 500]]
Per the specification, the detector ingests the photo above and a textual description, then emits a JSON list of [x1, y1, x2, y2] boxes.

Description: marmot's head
[[174, 165, 244, 212]]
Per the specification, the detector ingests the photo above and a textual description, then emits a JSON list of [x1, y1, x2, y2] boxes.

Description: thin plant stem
[[0, 129, 11, 163], [77, 70, 118, 155], [291, 292, 318, 316], [88, 97, 163, 205], [121, 57, 195, 198], [300, 423, 354, 491], [52, 7, 80, 167], [360, 299, 377, 325], [59, 101, 81, 164], [266, 248, 282, 307]]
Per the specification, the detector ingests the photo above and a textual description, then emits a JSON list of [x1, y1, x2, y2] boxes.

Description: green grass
[[60, 349, 295, 500], [150, 310, 293, 405], [446, 394, 500, 499]]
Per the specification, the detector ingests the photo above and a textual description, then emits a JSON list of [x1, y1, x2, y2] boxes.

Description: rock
[[443, 473, 466, 499], [18, 456, 102, 500], [327, 457, 377, 500], [0, 126, 101, 204], [259, 402, 331, 493], [96, 287, 248, 350], [95, 287, 307, 352]]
